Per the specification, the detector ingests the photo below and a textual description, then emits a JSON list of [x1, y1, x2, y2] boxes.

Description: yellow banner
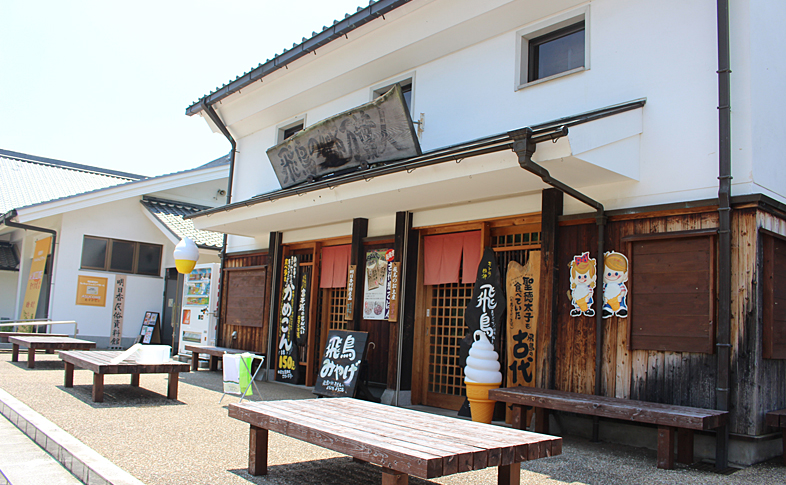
[[75, 275, 108, 307], [20, 237, 52, 320]]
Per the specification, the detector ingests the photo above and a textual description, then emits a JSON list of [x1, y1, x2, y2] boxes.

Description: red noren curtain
[[320, 244, 351, 288], [423, 231, 481, 285]]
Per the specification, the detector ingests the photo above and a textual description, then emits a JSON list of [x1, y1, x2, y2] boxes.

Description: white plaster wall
[[0, 272, 18, 320], [48, 198, 176, 345], [222, 0, 780, 252]]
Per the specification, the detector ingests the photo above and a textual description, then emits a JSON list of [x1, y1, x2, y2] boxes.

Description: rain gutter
[[509, 126, 606, 443]]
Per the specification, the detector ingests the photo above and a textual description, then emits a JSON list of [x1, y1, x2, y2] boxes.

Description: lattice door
[[423, 224, 541, 410]]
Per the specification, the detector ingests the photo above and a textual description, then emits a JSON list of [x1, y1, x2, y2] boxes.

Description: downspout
[[1, 214, 57, 320], [200, 100, 236, 346], [510, 127, 606, 442], [715, 0, 731, 470]]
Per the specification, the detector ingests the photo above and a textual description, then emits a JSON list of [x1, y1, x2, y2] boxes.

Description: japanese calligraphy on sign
[[296, 267, 311, 345], [266, 85, 421, 189], [313, 330, 369, 398], [109, 276, 126, 348], [505, 252, 540, 423], [345, 265, 357, 321], [276, 256, 301, 384]]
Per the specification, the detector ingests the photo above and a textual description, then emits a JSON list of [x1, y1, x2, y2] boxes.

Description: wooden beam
[[350, 219, 369, 331], [540, 188, 563, 390]]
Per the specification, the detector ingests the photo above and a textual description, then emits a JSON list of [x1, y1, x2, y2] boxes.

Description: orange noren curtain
[[320, 244, 351, 288], [423, 231, 481, 285]]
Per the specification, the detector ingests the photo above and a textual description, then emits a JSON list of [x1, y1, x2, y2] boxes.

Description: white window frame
[[276, 115, 307, 144], [370, 72, 416, 117], [515, 5, 590, 91]]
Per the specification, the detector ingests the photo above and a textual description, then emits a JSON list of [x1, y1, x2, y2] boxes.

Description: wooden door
[[419, 223, 541, 410]]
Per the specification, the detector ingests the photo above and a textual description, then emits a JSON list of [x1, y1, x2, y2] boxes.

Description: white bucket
[[135, 345, 171, 365]]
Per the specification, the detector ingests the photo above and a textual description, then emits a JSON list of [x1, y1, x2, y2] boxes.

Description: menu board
[[313, 330, 368, 398], [362, 249, 394, 321]]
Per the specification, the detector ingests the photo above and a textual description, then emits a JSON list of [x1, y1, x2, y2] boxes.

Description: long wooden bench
[[765, 409, 786, 465], [0, 332, 67, 343], [489, 387, 728, 470], [9, 336, 96, 369], [229, 397, 561, 484], [183, 344, 252, 372]]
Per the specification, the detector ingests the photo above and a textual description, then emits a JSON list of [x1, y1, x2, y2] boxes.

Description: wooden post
[[497, 462, 521, 485], [92, 373, 104, 402], [677, 429, 694, 464], [190, 351, 200, 371], [27, 346, 36, 368], [64, 362, 74, 387], [249, 425, 268, 476], [534, 408, 549, 434], [657, 426, 676, 469], [540, 188, 563, 390], [381, 467, 408, 485], [130, 374, 140, 387], [388, 211, 413, 393], [11, 343, 19, 362], [167, 372, 179, 399], [350, 218, 368, 331]]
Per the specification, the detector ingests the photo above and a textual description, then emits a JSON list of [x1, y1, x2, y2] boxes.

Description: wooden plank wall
[[555, 206, 786, 435], [219, 253, 270, 354]]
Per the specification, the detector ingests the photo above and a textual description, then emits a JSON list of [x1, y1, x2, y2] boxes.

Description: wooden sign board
[[276, 256, 301, 384], [266, 84, 421, 189], [313, 330, 369, 398], [345, 265, 357, 321], [505, 251, 540, 425], [388, 262, 401, 322]]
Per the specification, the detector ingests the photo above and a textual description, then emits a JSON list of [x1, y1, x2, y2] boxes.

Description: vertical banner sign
[[345, 265, 356, 321], [505, 252, 540, 424], [296, 266, 311, 345], [276, 255, 300, 383], [313, 329, 369, 397], [459, 247, 504, 417], [109, 276, 126, 348], [388, 262, 401, 322], [20, 237, 52, 319]]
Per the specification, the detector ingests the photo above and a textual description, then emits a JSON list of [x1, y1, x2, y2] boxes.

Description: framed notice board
[[313, 330, 368, 398], [136, 311, 161, 344]]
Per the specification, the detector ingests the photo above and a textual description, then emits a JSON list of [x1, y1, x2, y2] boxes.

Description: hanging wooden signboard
[[266, 84, 421, 189], [345, 265, 357, 321], [313, 329, 369, 398], [387, 262, 401, 322], [505, 251, 540, 424], [276, 255, 301, 384]]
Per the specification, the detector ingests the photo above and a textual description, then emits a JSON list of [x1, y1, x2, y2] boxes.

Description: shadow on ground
[[55, 385, 186, 408], [228, 457, 438, 484]]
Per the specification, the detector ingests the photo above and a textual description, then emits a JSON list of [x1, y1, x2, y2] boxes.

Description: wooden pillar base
[[92, 373, 104, 402], [11, 343, 19, 362], [249, 426, 268, 476], [130, 374, 140, 387], [64, 362, 74, 387], [677, 429, 694, 464], [191, 353, 200, 372], [498, 462, 521, 485], [534, 408, 549, 434], [27, 347, 36, 368], [657, 426, 676, 469], [167, 372, 179, 399], [381, 467, 407, 485]]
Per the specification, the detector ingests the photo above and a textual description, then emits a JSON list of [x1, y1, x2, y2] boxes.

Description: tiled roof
[[0, 242, 19, 271], [141, 198, 223, 249], [0, 150, 143, 215]]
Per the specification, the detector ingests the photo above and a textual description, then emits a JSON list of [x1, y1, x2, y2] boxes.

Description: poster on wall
[[505, 252, 540, 424], [109, 276, 126, 348], [363, 249, 394, 321], [603, 251, 629, 318], [313, 329, 369, 398], [75, 275, 108, 307], [276, 255, 301, 384], [568, 252, 597, 317], [20, 237, 52, 319]]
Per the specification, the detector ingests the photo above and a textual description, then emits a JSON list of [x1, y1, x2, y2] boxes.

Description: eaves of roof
[[185, 0, 412, 116], [0, 149, 146, 180], [11, 156, 229, 220], [186, 98, 647, 220], [141, 197, 223, 249]]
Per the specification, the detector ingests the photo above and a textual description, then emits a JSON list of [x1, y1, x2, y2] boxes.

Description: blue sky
[[1, 1, 368, 176]]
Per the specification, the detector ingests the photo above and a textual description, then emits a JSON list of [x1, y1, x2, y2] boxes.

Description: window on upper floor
[[516, 7, 589, 89], [81, 236, 162, 276]]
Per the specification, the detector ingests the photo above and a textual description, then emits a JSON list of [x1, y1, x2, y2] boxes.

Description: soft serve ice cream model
[[464, 331, 502, 423]]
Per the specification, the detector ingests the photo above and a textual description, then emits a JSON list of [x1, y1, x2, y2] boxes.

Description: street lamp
[[174, 238, 199, 274]]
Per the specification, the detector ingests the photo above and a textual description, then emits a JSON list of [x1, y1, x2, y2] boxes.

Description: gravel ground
[[0, 351, 782, 485]]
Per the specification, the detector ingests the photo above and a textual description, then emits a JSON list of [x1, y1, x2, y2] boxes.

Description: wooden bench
[[0, 332, 67, 343], [765, 409, 786, 465], [489, 387, 728, 470], [59, 350, 190, 402], [183, 344, 251, 372], [9, 336, 95, 368], [229, 397, 561, 484]]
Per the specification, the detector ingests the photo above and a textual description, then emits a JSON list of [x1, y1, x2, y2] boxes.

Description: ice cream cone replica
[[174, 237, 199, 274], [464, 332, 502, 424]]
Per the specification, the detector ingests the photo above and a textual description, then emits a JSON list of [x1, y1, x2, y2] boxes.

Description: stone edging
[[0, 388, 145, 485]]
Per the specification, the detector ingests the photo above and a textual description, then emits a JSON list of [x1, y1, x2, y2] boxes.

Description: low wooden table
[[0, 332, 67, 343], [59, 350, 190, 402], [765, 409, 786, 465], [229, 397, 561, 484], [9, 336, 95, 368], [183, 344, 249, 372], [489, 386, 728, 470]]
